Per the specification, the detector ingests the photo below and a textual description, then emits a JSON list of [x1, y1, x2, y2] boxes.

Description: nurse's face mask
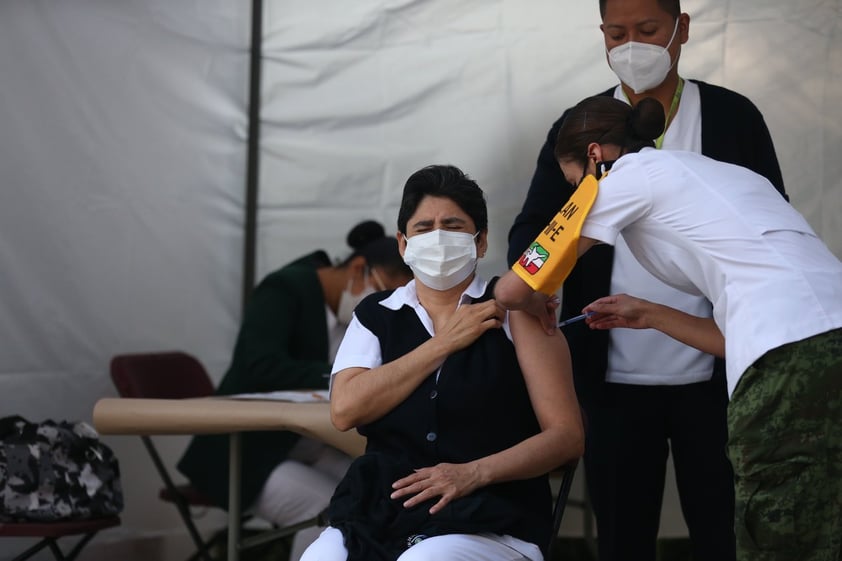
[[575, 158, 616, 186]]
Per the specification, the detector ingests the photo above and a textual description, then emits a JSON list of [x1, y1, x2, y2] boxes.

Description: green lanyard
[[655, 77, 684, 149]]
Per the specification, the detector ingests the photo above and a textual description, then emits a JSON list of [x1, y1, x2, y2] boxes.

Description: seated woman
[[301, 165, 584, 561]]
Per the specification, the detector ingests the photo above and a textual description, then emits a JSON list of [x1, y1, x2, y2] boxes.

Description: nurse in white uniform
[[495, 96, 842, 561]]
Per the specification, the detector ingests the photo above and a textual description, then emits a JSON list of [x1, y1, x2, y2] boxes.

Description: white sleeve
[[580, 161, 652, 244], [328, 313, 382, 390]]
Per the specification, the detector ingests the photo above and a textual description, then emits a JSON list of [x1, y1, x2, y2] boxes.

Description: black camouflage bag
[[0, 415, 123, 521]]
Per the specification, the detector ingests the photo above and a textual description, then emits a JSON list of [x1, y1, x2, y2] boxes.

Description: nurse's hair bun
[[346, 220, 386, 251], [628, 97, 666, 141]]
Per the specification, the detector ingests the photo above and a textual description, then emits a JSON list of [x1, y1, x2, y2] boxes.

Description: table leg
[[228, 432, 242, 561]]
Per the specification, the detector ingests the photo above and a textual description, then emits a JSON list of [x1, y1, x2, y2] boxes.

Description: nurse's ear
[[587, 142, 605, 164]]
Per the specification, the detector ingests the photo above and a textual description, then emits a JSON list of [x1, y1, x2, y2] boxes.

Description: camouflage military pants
[[727, 328, 842, 561]]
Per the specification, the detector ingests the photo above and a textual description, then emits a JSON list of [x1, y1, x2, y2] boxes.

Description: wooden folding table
[[92, 396, 365, 561]]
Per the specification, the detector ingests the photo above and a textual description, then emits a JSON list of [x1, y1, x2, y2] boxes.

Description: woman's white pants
[[300, 526, 543, 561]]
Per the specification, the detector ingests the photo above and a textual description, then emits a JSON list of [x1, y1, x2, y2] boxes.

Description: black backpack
[[0, 415, 123, 521]]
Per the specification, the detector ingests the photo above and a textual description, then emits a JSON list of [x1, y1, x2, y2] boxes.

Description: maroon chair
[[110, 351, 223, 561], [0, 515, 121, 561]]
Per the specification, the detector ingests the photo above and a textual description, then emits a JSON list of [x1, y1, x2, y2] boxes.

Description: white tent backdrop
[[1, 0, 840, 556]]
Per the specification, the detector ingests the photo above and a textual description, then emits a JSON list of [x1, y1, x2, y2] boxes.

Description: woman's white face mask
[[402, 229, 478, 291], [607, 18, 679, 94]]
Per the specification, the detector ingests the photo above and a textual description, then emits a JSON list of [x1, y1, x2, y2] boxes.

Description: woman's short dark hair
[[553, 96, 665, 167], [397, 165, 487, 235]]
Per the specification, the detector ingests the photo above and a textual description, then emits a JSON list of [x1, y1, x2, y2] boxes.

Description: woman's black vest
[[328, 281, 551, 560]]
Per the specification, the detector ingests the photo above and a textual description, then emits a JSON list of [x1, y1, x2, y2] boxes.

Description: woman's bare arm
[[330, 299, 503, 431]]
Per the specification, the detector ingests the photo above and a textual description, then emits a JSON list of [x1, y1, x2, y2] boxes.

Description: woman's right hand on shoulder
[[435, 300, 504, 353]]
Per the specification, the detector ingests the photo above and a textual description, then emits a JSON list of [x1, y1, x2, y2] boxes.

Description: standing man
[[506, 1, 786, 560]]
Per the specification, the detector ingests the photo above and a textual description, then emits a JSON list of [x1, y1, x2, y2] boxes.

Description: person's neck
[[317, 266, 342, 314], [621, 71, 682, 118], [415, 276, 473, 315]]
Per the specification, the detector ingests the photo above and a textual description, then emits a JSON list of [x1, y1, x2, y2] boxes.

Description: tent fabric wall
[[258, 0, 842, 279], [0, 1, 251, 550], [0, 0, 840, 554], [0, 0, 249, 418], [257, 0, 613, 280]]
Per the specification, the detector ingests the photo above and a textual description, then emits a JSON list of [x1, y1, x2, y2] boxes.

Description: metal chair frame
[[0, 516, 121, 561], [547, 458, 579, 558]]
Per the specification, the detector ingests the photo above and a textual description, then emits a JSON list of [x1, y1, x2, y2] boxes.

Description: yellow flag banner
[[511, 175, 599, 295]]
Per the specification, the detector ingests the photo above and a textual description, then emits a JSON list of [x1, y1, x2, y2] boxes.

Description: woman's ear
[[587, 142, 604, 163], [397, 232, 407, 258], [477, 230, 489, 258]]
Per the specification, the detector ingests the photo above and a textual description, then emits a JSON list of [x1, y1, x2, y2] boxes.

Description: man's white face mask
[[402, 229, 478, 291], [607, 18, 679, 94]]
